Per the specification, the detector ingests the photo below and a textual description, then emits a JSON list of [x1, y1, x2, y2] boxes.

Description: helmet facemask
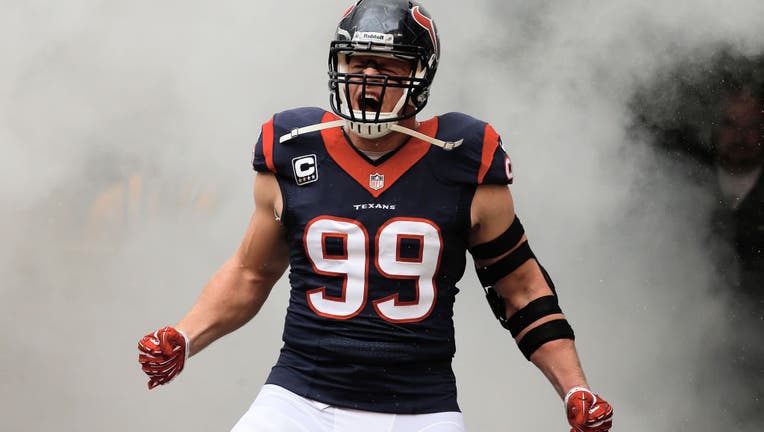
[[329, 41, 435, 139], [281, 2, 456, 150]]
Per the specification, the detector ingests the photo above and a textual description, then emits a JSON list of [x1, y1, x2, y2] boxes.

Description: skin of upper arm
[[238, 171, 290, 284]]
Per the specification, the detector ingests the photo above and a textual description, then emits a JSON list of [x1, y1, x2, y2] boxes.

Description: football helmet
[[329, 0, 440, 138]]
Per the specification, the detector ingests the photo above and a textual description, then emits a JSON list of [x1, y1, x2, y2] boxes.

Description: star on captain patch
[[369, 173, 384, 191]]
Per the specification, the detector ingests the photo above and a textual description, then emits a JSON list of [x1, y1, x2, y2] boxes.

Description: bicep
[[469, 184, 516, 245], [469, 184, 552, 315], [235, 172, 289, 283]]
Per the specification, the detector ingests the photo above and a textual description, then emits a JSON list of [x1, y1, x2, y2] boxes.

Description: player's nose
[[361, 62, 386, 78]]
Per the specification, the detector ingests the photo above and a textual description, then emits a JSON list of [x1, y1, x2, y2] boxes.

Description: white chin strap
[[283, 62, 461, 149], [279, 119, 463, 151]]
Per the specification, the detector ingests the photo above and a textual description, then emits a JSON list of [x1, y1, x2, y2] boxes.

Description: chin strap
[[389, 124, 463, 150], [279, 120, 345, 144], [279, 120, 463, 151]]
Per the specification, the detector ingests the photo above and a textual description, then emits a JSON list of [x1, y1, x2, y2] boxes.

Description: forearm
[[176, 255, 279, 357], [530, 338, 588, 398]]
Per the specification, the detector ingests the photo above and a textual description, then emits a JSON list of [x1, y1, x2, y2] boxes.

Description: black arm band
[[475, 241, 535, 287], [517, 319, 575, 360], [469, 216, 526, 259], [506, 295, 562, 338]]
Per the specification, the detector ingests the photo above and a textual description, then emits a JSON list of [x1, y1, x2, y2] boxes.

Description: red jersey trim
[[262, 117, 276, 173], [478, 123, 500, 184], [320, 113, 438, 198]]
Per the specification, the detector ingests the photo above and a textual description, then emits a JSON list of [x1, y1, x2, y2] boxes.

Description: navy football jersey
[[252, 107, 512, 414]]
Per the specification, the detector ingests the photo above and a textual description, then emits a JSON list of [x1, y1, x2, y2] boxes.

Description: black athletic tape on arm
[[476, 241, 535, 287], [506, 295, 562, 338], [517, 319, 575, 360], [469, 216, 525, 259]]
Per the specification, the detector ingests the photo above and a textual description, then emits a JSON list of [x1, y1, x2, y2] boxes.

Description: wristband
[[176, 328, 190, 361]]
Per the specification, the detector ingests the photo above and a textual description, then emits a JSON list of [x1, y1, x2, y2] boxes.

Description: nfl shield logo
[[369, 173, 385, 191]]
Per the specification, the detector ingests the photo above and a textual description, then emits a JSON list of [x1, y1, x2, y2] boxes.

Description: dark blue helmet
[[329, 0, 440, 134]]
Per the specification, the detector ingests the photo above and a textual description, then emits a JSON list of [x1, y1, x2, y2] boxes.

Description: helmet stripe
[[341, 2, 356, 19], [411, 6, 438, 57]]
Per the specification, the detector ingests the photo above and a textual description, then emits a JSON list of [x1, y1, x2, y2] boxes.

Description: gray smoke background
[[2, 0, 763, 430]]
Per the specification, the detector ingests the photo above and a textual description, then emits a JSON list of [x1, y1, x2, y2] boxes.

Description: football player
[[138, 1, 614, 431]]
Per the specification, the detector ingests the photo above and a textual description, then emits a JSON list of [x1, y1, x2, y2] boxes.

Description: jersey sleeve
[[434, 113, 514, 186], [478, 123, 513, 185], [252, 116, 276, 173], [252, 108, 329, 175]]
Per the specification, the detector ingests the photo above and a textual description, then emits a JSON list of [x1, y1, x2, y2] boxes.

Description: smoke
[[1, 1, 762, 431], [439, 1, 764, 431]]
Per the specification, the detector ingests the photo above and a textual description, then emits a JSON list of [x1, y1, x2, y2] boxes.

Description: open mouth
[[359, 95, 381, 112]]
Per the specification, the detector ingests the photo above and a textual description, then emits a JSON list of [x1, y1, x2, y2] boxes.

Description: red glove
[[137, 326, 189, 389], [565, 387, 613, 432]]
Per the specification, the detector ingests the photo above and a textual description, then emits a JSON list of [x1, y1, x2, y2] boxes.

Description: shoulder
[[262, 107, 331, 144], [430, 112, 513, 186], [253, 107, 330, 174], [271, 107, 329, 131], [435, 112, 503, 159], [437, 112, 492, 139]]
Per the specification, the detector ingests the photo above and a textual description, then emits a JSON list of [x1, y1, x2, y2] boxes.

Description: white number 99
[[304, 216, 442, 323]]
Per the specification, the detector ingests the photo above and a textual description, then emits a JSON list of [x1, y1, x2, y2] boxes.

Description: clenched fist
[[565, 387, 613, 432], [138, 326, 189, 389]]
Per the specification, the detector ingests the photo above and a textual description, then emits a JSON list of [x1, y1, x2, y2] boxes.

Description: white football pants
[[231, 384, 466, 432]]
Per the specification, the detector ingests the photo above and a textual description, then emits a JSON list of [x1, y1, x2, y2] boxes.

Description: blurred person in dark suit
[[706, 82, 764, 429], [710, 84, 764, 298], [631, 60, 763, 428]]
